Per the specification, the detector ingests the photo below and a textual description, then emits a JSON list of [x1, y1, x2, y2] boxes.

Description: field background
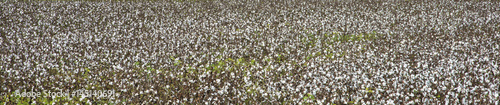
[[1, 0, 499, 104]]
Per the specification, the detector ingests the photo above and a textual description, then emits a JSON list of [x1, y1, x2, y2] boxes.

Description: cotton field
[[0, 0, 499, 104]]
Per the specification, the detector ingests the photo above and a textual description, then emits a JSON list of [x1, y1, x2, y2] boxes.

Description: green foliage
[[187, 65, 197, 74], [365, 87, 374, 93], [413, 90, 419, 93], [134, 61, 141, 66], [83, 67, 91, 79], [203, 57, 256, 74], [174, 60, 182, 66], [330, 31, 380, 43], [237, 58, 244, 65], [302, 93, 316, 104], [303, 93, 315, 100], [326, 52, 334, 58]]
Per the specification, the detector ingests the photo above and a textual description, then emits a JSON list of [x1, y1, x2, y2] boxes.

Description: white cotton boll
[[478, 69, 487, 73], [387, 99, 395, 105], [113, 65, 123, 70], [408, 100, 415, 104], [218, 90, 223, 95]]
